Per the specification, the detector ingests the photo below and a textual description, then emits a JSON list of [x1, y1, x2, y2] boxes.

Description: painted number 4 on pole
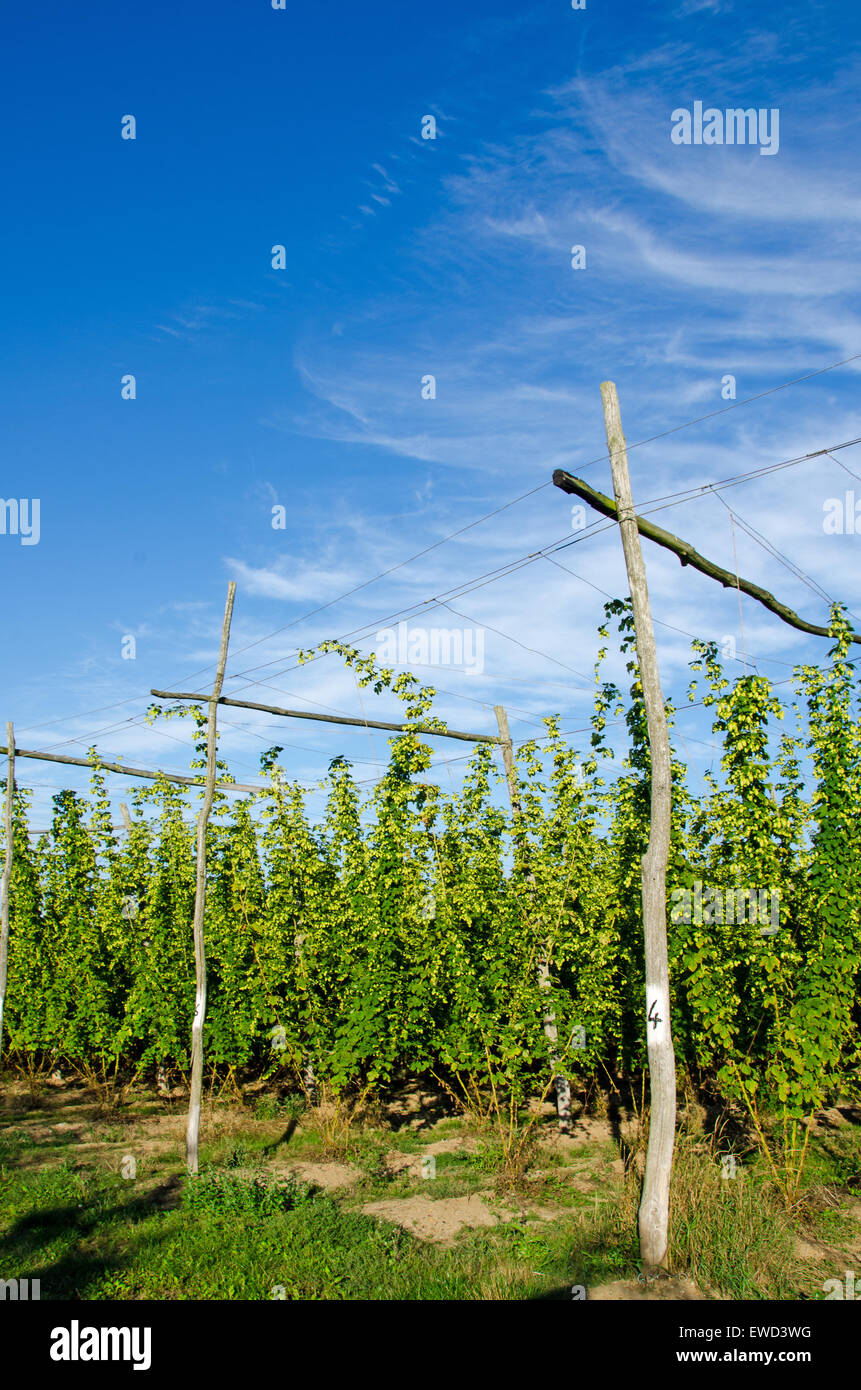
[[646, 987, 668, 1044]]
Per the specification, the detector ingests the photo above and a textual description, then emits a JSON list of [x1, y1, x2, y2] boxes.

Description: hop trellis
[[1, 608, 859, 1125]]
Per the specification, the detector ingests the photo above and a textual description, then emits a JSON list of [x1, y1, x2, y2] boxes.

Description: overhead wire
[[208, 353, 861, 680], [12, 378, 861, 800], [16, 373, 861, 748], [264, 431, 861, 691]]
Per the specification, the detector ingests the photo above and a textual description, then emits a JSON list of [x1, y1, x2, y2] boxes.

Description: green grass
[[2, 1085, 859, 1302], [0, 1156, 560, 1300], [0, 1114, 627, 1301], [802, 1124, 861, 1191], [664, 1120, 861, 1301], [183, 1167, 313, 1218]]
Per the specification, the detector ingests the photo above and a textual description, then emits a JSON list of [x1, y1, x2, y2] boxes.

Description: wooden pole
[[186, 583, 236, 1176], [552, 469, 861, 645], [0, 743, 264, 795], [494, 705, 572, 1135], [150, 690, 500, 745], [0, 723, 14, 1065], [600, 383, 676, 1273]]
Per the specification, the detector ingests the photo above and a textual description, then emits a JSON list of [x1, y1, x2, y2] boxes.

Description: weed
[[183, 1168, 313, 1219], [668, 1131, 799, 1298]]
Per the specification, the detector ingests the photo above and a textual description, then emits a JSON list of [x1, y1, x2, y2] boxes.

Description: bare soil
[[2, 1076, 859, 1300]]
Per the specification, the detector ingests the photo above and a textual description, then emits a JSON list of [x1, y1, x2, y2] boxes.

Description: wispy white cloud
[[371, 163, 400, 194], [151, 297, 268, 342], [678, 0, 733, 14], [224, 558, 357, 602]]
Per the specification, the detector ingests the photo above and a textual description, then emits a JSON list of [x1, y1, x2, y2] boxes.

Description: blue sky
[[2, 0, 860, 828]]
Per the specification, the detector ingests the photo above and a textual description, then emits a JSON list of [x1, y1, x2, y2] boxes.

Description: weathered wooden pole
[[0, 743, 263, 794], [601, 383, 676, 1273], [494, 705, 573, 1134], [551, 469, 861, 645], [0, 723, 15, 1065], [187, 583, 236, 1176], [150, 689, 501, 744]]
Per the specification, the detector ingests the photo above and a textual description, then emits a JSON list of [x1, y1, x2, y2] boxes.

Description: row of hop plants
[[2, 603, 860, 1191]]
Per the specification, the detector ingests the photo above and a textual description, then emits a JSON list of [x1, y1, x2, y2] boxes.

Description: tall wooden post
[[494, 705, 573, 1134], [0, 723, 15, 1065], [187, 583, 236, 1175], [601, 382, 676, 1272]]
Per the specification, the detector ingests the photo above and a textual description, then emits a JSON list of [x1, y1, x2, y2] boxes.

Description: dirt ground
[[2, 1074, 859, 1300]]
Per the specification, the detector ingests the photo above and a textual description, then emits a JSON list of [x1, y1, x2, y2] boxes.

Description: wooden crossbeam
[[553, 469, 861, 645], [0, 743, 264, 794], [150, 689, 501, 744]]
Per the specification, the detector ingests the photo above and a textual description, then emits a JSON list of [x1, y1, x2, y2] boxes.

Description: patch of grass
[[562, 1179, 642, 1290], [668, 1135, 801, 1299], [429, 1150, 467, 1175], [529, 1171, 603, 1210], [466, 1138, 506, 1176], [183, 1168, 313, 1219], [493, 1220, 561, 1270], [804, 1125, 861, 1192], [421, 1116, 464, 1141], [0, 1131, 25, 1166], [251, 1093, 305, 1123], [251, 1096, 280, 1121], [346, 1131, 391, 1172], [413, 1172, 481, 1201], [205, 1130, 275, 1171], [461, 1190, 641, 1297], [0, 1158, 543, 1300], [813, 1203, 855, 1246]]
